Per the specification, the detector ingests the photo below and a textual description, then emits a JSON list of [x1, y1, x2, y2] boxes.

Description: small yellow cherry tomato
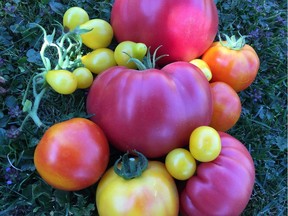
[[46, 70, 78, 94], [72, 67, 93, 89], [165, 148, 197, 180], [81, 48, 117, 74], [189, 126, 221, 162], [190, 59, 212, 81], [79, 19, 113, 49], [114, 41, 148, 69], [63, 7, 89, 31]]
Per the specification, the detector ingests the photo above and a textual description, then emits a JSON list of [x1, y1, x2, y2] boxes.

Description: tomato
[[165, 148, 197, 181], [86, 61, 212, 158], [111, 0, 218, 65], [81, 48, 117, 74], [72, 67, 93, 89], [96, 151, 179, 216], [114, 41, 148, 69], [202, 35, 260, 92], [180, 132, 255, 216], [63, 7, 89, 31], [79, 19, 113, 49], [45, 70, 77, 94], [34, 118, 110, 191], [189, 126, 221, 162], [189, 59, 212, 81], [209, 81, 242, 131]]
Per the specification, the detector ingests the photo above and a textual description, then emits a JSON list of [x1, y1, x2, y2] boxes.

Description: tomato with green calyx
[[45, 70, 77, 94], [72, 67, 93, 89], [202, 34, 260, 92], [209, 81, 241, 131], [63, 7, 89, 31], [34, 118, 110, 191], [86, 48, 212, 158], [189, 59, 212, 81], [165, 148, 197, 181], [114, 41, 148, 69], [96, 151, 179, 216], [189, 126, 221, 162], [81, 48, 117, 74], [181, 132, 255, 216], [79, 19, 113, 49]]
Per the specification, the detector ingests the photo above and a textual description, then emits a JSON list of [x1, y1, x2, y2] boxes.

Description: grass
[[0, 0, 287, 215]]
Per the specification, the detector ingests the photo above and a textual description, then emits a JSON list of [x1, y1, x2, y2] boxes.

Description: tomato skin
[[34, 118, 110, 191], [86, 62, 212, 158], [45, 70, 78, 94], [189, 126, 221, 162], [79, 19, 113, 49], [81, 48, 117, 74], [180, 132, 255, 216], [209, 82, 242, 131], [63, 7, 89, 31], [165, 148, 197, 181], [72, 67, 93, 89], [111, 0, 218, 65], [96, 161, 179, 216], [202, 42, 260, 92], [189, 59, 212, 81]]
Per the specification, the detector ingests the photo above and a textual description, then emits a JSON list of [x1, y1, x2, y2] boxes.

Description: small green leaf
[[22, 100, 32, 112]]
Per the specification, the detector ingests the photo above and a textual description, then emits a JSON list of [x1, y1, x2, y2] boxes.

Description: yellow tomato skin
[[46, 70, 77, 94], [96, 161, 179, 216], [189, 126, 221, 162], [189, 59, 212, 81], [72, 67, 93, 89], [81, 48, 117, 74], [165, 148, 197, 181], [79, 19, 113, 49], [63, 7, 89, 31]]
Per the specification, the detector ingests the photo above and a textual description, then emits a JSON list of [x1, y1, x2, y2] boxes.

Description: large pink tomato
[[180, 132, 255, 216], [111, 0, 218, 65], [86, 62, 212, 158]]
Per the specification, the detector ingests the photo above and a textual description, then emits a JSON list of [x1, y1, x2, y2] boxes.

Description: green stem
[[114, 151, 148, 180]]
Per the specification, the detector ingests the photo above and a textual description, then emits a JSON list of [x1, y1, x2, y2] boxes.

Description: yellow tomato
[[72, 67, 93, 89], [96, 153, 179, 216], [189, 126, 221, 162], [63, 7, 89, 31], [81, 48, 117, 74], [190, 59, 212, 81], [79, 19, 113, 49]]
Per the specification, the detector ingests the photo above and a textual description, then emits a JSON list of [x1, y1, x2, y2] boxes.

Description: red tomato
[[202, 39, 260, 92], [180, 132, 255, 216], [86, 62, 212, 158], [34, 118, 110, 191], [111, 0, 218, 65], [209, 82, 242, 131]]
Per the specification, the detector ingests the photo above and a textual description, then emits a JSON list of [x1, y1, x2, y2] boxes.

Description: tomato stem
[[219, 33, 247, 50], [114, 151, 148, 180]]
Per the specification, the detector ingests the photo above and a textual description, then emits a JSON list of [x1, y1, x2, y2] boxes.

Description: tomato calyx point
[[219, 33, 248, 51], [114, 150, 148, 180], [126, 46, 169, 70]]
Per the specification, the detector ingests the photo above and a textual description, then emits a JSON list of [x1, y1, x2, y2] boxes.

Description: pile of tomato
[[32, 1, 260, 215]]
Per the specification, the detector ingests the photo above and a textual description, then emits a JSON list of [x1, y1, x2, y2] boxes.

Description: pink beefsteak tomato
[[180, 132, 255, 216], [86, 61, 212, 158], [111, 0, 219, 65]]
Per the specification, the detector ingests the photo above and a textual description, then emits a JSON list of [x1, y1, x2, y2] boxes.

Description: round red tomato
[[86, 62, 212, 158], [202, 38, 260, 92], [180, 132, 255, 216], [34, 118, 110, 191], [111, 0, 218, 65], [209, 82, 242, 131]]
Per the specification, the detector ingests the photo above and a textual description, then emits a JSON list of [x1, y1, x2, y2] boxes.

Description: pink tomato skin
[[180, 132, 255, 216], [86, 62, 212, 158], [111, 0, 219, 65]]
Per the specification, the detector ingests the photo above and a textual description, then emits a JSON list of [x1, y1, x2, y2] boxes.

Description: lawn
[[0, 0, 287, 215]]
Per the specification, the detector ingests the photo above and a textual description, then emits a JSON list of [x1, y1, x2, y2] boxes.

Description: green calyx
[[127, 45, 169, 70], [114, 150, 148, 180], [219, 33, 247, 51]]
